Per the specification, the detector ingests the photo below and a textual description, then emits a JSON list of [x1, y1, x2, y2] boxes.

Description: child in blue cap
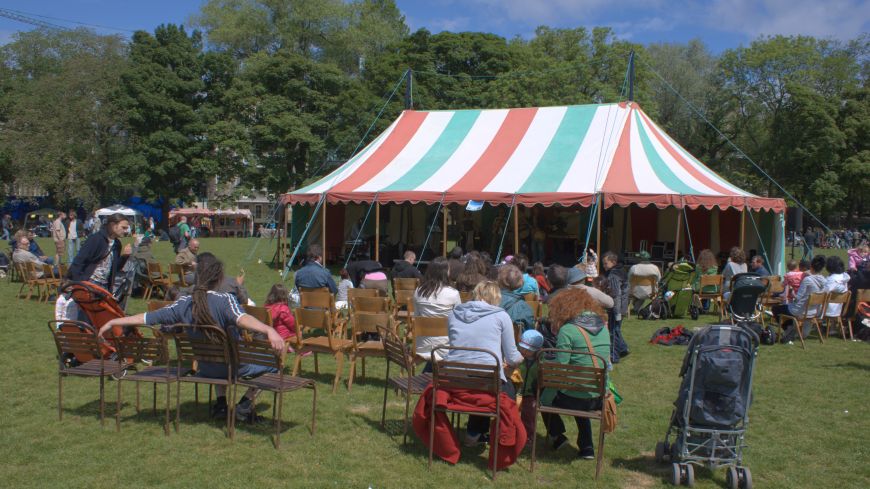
[[517, 329, 545, 449]]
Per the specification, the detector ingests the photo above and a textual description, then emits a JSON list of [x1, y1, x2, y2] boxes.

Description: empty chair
[[379, 326, 431, 444]]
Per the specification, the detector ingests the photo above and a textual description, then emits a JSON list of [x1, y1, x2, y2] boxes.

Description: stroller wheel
[[671, 463, 682, 486], [726, 466, 739, 489], [655, 441, 666, 463], [738, 467, 752, 489], [684, 464, 695, 487]]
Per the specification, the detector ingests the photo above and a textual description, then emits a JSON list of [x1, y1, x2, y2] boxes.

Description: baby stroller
[[641, 262, 699, 320], [655, 281, 763, 487], [59, 281, 139, 366]]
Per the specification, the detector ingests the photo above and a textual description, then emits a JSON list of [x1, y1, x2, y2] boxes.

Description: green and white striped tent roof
[[284, 102, 784, 212]]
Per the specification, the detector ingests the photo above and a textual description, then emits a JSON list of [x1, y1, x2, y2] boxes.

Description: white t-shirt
[[68, 219, 78, 240], [824, 272, 850, 317], [413, 285, 461, 361]]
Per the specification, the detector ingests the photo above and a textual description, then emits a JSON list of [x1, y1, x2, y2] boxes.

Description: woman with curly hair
[[542, 287, 611, 459]]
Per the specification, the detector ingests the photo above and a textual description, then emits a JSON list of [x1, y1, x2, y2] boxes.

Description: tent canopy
[[169, 207, 213, 218], [284, 102, 784, 212], [95, 205, 142, 217]]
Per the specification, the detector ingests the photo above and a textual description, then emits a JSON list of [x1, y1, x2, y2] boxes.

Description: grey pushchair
[[655, 277, 763, 488]]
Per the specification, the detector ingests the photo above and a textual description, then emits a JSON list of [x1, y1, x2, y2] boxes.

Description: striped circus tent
[[284, 101, 785, 213]]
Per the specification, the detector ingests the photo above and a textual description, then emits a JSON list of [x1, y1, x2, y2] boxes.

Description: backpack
[[168, 226, 181, 244]]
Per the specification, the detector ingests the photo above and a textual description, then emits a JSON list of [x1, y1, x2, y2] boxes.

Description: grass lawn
[[1, 238, 867, 488]]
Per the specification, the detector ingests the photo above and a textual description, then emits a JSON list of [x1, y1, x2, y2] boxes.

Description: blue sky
[[1, 1, 867, 52]]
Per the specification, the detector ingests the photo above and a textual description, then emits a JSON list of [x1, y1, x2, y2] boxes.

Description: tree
[[0, 29, 130, 208], [119, 25, 216, 219]]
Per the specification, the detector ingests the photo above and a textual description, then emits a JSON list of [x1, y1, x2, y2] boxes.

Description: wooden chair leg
[[175, 379, 181, 433], [795, 320, 807, 349], [814, 319, 825, 344], [838, 318, 847, 341], [595, 427, 606, 479], [275, 391, 283, 449], [380, 366, 389, 429], [116, 379, 122, 432], [332, 352, 345, 394], [347, 354, 357, 391], [492, 414, 500, 481], [292, 354, 302, 376], [310, 385, 317, 435], [99, 374, 105, 427], [164, 382, 171, 436]]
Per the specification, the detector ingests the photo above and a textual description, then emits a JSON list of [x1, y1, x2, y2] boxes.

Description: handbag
[[575, 326, 619, 433]]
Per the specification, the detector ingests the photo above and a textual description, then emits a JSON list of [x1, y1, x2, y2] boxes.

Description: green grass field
[[1, 238, 867, 488]]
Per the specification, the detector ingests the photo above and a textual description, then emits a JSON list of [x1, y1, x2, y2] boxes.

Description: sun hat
[[518, 329, 544, 352], [566, 267, 587, 285]]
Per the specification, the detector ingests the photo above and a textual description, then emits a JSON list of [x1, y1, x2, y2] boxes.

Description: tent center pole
[[321, 200, 327, 265], [442, 205, 448, 257], [375, 202, 380, 262], [513, 204, 519, 256]]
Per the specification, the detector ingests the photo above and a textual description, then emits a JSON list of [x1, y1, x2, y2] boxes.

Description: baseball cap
[[566, 267, 587, 285], [518, 330, 544, 352]]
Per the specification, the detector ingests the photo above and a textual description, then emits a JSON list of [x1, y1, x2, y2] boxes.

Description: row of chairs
[[48, 319, 316, 448], [142, 263, 192, 300], [775, 290, 867, 348], [16, 262, 68, 302]]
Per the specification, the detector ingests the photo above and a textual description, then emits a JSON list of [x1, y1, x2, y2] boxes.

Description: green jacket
[[693, 267, 719, 293], [519, 358, 539, 397], [542, 314, 610, 404]]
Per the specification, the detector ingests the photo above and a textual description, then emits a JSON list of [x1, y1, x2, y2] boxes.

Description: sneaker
[[549, 434, 569, 451], [463, 432, 490, 447], [237, 411, 267, 425], [579, 448, 595, 460], [210, 402, 228, 419]]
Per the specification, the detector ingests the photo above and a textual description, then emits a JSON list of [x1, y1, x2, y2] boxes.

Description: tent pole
[[513, 204, 519, 256], [442, 205, 448, 257], [595, 197, 602, 255], [321, 201, 327, 264], [739, 208, 746, 250], [374, 202, 380, 262], [674, 206, 682, 262]]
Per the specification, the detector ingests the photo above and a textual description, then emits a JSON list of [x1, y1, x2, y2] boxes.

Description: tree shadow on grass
[[826, 361, 870, 372], [612, 455, 730, 489]]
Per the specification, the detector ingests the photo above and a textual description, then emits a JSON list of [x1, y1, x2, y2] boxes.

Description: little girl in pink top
[[264, 283, 296, 350], [783, 260, 804, 304]]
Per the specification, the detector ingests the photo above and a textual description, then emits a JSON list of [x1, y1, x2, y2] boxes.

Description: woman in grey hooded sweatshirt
[[443, 280, 523, 446]]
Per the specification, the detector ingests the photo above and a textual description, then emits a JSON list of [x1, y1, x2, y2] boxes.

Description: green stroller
[[640, 262, 700, 320]]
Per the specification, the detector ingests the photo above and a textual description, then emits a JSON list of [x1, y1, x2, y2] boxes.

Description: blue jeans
[[197, 362, 277, 380], [66, 238, 80, 264]]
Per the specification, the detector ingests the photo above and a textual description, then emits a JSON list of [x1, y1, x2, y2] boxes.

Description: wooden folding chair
[[629, 275, 659, 318], [531, 348, 609, 479], [18, 262, 45, 300], [42, 263, 61, 302], [299, 286, 329, 293], [393, 289, 416, 326], [291, 307, 352, 393], [58, 263, 69, 279], [147, 300, 174, 312], [524, 295, 543, 325], [777, 292, 828, 349], [695, 274, 723, 320], [113, 325, 188, 435], [759, 276, 784, 329], [379, 326, 431, 444], [428, 346, 502, 480], [393, 277, 420, 296], [243, 305, 273, 326], [234, 336, 316, 449], [823, 291, 852, 340], [143, 262, 171, 300], [170, 325, 236, 437], [169, 263, 189, 288], [347, 308, 392, 390], [459, 291, 472, 303], [47, 320, 127, 426], [410, 315, 449, 363]]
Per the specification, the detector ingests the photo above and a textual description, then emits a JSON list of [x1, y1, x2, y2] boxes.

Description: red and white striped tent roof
[[284, 102, 785, 212]]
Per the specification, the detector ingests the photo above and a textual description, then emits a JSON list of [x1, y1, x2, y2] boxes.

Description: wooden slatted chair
[[531, 348, 609, 479], [18, 262, 44, 300], [428, 346, 503, 480], [777, 292, 828, 349], [629, 275, 659, 318], [147, 300, 174, 312], [347, 305, 392, 390], [393, 277, 420, 295], [378, 326, 431, 444], [695, 274, 724, 320], [113, 325, 187, 435], [523, 295, 543, 325], [47, 320, 127, 426], [823, 291, 852, 340], [300, 290, 337, 315], [234, 336, 316, 449], [299, 286, 329, 293], [170, 325, 237, 437], [42, 263, 61, 302], [459, 291, 472, 303], [393, 289, 416, 326], [347, 288, 381, 313], [169, 263, 189, 288], [58, 263, 70, 280], [291, 307, 352, 393], [759, 276, 785, 329], [143, 262, 172, 300], [410, 315, 449, 364]]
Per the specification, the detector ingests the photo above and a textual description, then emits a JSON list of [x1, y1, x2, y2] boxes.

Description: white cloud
[[706, 0, 870, 39]]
